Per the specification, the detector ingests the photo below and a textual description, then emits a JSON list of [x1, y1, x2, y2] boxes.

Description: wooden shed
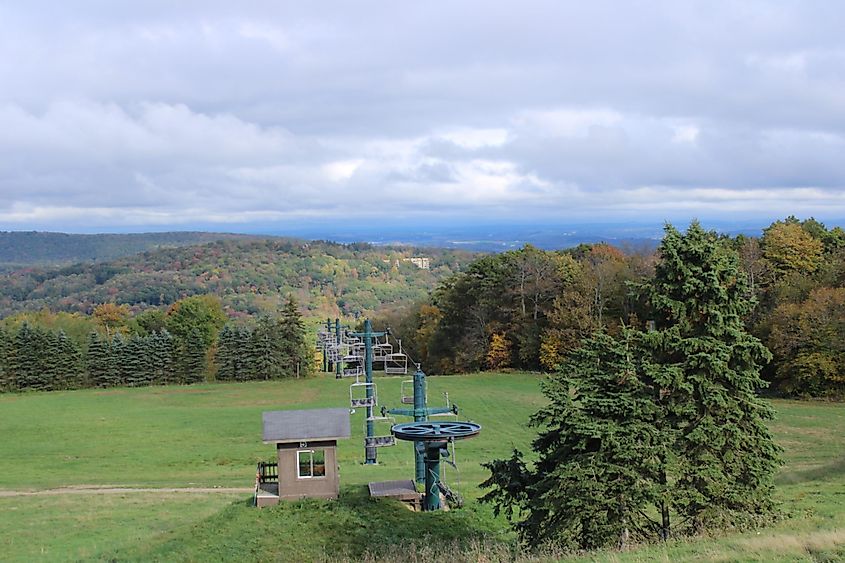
[[255, 408, 351, 508]]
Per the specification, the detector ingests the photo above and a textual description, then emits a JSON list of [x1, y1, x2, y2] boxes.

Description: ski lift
[[373, 335, 393, 363], [364, 415, 396, 447], [350, 380, 376, 408], [400, 379, 420, 404], [384, 339, 408, 375], [343, 365, 364, 378], [342, 350, 363, 377], [429, 393, 458, 417]]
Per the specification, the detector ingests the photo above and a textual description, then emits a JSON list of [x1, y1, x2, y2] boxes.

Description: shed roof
[[262, 408, 351, 443]]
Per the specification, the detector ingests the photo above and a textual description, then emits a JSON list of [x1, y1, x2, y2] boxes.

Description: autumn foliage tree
[[769, 287, 845, 396], [762, 219, 824, 274], [486, 333, 512, 369]]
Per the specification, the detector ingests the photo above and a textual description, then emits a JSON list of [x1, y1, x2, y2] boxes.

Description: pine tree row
[[0, 324, 84, 391], [0, 297, 312, 393], [216, 298, 311, 381]]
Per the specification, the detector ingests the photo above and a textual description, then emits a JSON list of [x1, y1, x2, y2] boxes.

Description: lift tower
[[348, 319, 387, 465], [382, 367, 457, 483]]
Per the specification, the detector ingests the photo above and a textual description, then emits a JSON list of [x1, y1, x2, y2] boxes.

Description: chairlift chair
[[372, 336, 393, 363], [385, 352, 408, 375], [383, 339, 408, 375], [342, 353, 364, 377], [364, 415, 396, 447], [400, 379, 420, 404], [350, 380, 376, 408], [429, 393, 458, 418]]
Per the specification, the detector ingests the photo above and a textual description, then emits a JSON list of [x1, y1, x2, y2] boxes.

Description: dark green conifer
[[86, 331, 114, 388], [642, 222, 781, 533], [215, 325, 236, 381], [0, 326, 12, 391], [151, 330, 176, 385], [10, 324, 43, 391], [481, 222, 781, 549], [247, 320, 273, 380], [55, 330, 84, 390], [277, 296, 311, 377], [178, 328, 206, 384]]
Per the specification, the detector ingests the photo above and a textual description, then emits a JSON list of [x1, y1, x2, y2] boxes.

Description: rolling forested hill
[[0, 231, 260, 268], [0, 238, 475, 318]]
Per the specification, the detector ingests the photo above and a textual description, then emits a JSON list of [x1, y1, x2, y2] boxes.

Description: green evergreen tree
[[150, 330, 176, 385], [642, 222, 781, 533], [10, 324, 45, 391], [277, 296, 311, 377], [54, 330, 84, 390], [233, 326, 252, 381], [86, 331, 115, 388], [0, 326, 12, 391], [216, 324, 250, 381], [481, 222, 782, 549], [177, 328, 206, 384], [119, 334, 147, 387], [482, 330, 670, 549], [247, 320, 274, 380], [42, 330, 63, 391], [110, 333, 130, 386]]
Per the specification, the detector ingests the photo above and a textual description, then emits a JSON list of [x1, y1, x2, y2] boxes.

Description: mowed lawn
[[0, 373, 843, 561]]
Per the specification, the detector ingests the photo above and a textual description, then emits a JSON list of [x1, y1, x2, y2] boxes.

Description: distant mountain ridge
[[0, 231, 261, 267], [0, 237, 475, 319]]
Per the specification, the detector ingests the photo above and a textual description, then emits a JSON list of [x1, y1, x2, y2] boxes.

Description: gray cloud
[[1, 1, 845, 230]]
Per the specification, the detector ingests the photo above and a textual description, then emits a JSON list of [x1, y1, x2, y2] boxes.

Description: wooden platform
[[368, 480, 421, 510]]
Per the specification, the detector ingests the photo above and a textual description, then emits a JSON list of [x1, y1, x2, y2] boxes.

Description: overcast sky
[[2, 1, 845, 232]]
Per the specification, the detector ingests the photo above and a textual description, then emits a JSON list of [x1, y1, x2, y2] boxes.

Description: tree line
[[374, 216, 845, 397], [0, 294, 311, 393]]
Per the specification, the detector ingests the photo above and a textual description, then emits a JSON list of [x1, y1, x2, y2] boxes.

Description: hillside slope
[[0, 238, 475, 318], [0, 376, 841, 562], [0, 231, 260, 267]]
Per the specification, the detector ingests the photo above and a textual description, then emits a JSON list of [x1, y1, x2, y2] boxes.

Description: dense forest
[[375, 217, 845, 397], [0, 231, 257, 268], [0, 238, 475, 319], [0, 295, 312, 393]]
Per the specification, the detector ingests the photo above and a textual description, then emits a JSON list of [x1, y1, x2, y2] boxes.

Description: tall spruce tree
[[481, 222, 781, 550], [247, 320, 274, 380], [178, 328, 207, 384], [86, 331, 115, 388], [642, 222, 781, 533], [0, 326, 11, 391], [110, 333, 129, 386], [150, 330, 176, 385], [10, 324, 45, 391], [278, 296, 311, 377], [482, 330, 673, 549], [55, 330, 84, 390], [215, 325, 238, 381]]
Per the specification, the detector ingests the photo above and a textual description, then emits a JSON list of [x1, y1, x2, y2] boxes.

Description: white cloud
[[2, 1, 845, 229], [438, 128, 509, 149], [672, 124, 700, 144], [514, 109, 623, 137], [323, 159, 364, 182]]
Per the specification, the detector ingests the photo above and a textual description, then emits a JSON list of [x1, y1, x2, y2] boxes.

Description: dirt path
[[0, 485, 252, 497]]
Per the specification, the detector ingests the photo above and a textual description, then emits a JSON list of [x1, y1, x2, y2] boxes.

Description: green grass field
[[0, 373, 843, 561]]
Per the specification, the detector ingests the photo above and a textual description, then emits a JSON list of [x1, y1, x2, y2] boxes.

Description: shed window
[[297, 449, 326, 478]]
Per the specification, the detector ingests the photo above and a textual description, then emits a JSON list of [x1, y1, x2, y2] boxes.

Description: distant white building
[[403, 257, 430, 270]]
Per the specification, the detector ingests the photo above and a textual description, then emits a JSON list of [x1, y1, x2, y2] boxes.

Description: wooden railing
[[254, 461, 279, 506], [257, 461, 278, 484]]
